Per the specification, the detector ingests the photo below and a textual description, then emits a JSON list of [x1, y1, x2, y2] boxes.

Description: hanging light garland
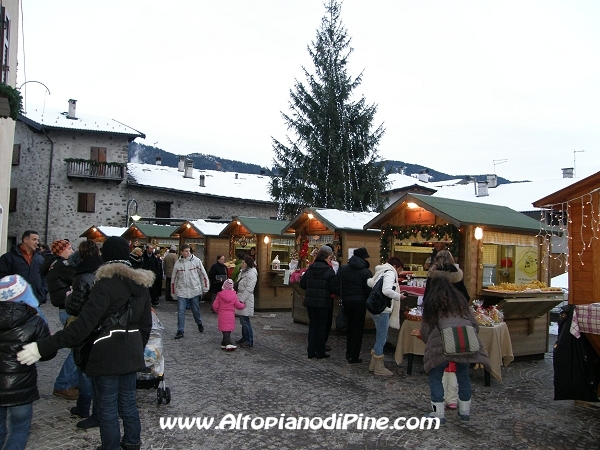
[[380, 224, 460, 262]]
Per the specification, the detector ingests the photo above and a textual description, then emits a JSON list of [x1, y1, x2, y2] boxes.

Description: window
[[9, 188, 16, 211], [77, 193, 95, 212], [1, 7, 10, 83], [155, 202, 171, 218], [12, 144, 20, 165], [90, 147, 107, 162]]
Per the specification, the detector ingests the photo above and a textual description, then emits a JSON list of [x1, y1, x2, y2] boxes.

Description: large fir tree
[[269, 0, 388, 219]]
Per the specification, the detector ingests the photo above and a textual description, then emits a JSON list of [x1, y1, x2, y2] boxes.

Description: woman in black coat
[[299, 249, 338, 359], [208, 255, 228, 301]]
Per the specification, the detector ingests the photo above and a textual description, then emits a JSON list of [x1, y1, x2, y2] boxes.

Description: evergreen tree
[[269, 0, 388, 218]]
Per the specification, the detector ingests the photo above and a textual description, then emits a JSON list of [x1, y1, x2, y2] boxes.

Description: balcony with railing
[[65, 159, 125, 181]]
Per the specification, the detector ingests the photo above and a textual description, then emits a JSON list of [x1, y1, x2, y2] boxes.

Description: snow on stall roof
[[98, 226, 129, 237], [189, 219, 228, 236], [21, 104, 144, 137], [127, 163, 274, 203], [431, 178, 580, 212], [551, 272, 568, 288], [314, 208, 379, 230]]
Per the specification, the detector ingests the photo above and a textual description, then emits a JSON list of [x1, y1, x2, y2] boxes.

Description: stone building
[[9, 99, 145, 245]]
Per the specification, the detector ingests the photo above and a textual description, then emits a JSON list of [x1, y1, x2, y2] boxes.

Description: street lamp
[[127, 199, 140, 226]]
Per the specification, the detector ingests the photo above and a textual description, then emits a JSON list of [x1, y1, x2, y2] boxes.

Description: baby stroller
[[136, 309, 171, 404]]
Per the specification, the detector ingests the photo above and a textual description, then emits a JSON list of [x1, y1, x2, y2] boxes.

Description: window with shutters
[[9, 188, 16, 211], [1, 8, 10, 83], [90, 147, 107, 162], [155, 202, 171, 218], [12, 143, 20, 165], [77, 193, 96, 213]]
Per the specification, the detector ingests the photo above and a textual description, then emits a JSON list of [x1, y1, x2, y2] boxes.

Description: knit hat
[[170, 244, 177, 251], [353, 247, 370, 259], [101, 236, 131, 262], [51, 239, 71, 255], [320, 245, 333, 255], [222, 279, 234, 290], [0, 275, 39, 308]]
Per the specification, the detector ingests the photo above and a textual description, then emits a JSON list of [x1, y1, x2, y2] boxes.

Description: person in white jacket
[[171, 244, 210, 339], [235, 256, 258, 348], [366, 257, 406, 376]]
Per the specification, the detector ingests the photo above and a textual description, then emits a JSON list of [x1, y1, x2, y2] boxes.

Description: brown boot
[[368, 349, 376, 372], [373, 354, 393, 376]]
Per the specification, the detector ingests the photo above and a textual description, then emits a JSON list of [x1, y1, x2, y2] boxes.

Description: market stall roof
[[532, 171, 600, 208], [284, 207, 380, 234], [364, 193, 544, 233], [171, 219, 228, 238], [122, 223, 179, 240], [220, 216, 292, 237], [79, 225, 129, 241]]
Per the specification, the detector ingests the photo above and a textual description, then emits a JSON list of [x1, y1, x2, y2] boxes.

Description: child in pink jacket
[[212, 279, 245, 351]]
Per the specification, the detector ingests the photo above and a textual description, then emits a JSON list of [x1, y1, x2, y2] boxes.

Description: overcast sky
[[17, 0, 600, 182]]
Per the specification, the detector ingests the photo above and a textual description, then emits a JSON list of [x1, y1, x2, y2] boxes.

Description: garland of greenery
[[64, 158, 127, 168], [0, 83, 24, 120], [380, 224, 460, 262]]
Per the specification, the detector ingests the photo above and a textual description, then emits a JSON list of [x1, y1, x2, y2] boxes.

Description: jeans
[[92, 373, 140, 450], [54, 310, 79, 391], [177, 296, 202, 333], [238, 316, 253, 345], [0, 403, 33, 450], [306, 307, 329, 357], [428, 361, 471, 403], [75, 370, 94, 417], [343, 303, 366, 360], [370, 312, 390, 356]]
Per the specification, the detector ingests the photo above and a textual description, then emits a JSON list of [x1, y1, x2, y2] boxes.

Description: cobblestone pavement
[[26, 300, 600, 450]]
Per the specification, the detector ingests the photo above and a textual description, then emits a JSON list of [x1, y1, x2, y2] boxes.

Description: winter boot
[[373, 354, 393, 376], [368, 349, 376, 372], [458, 399, 471, 421], [426, 402, 446, 425], [70, 392, 92, 418]]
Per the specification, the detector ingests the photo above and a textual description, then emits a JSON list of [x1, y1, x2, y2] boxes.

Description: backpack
[[365, 270, 392, 315]]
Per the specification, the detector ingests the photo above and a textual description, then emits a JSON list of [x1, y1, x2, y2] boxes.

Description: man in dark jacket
[[40, 239, 80, 400], [299, 249, 338, 359], [0, 274, 55, 450], [337, 247, 372, 364], [0, 230, 48, 304], [18, 236, 153, 450], [142, 244, 162, 306]]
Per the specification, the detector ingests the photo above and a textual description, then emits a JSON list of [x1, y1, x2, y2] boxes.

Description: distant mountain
[[128, 143, 510, 184]]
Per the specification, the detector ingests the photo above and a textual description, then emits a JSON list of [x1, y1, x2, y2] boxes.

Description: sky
[[16, 0, 600, 182]]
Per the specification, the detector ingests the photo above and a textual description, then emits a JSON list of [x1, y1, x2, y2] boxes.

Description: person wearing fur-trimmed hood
[[17, 236, 153, 450]]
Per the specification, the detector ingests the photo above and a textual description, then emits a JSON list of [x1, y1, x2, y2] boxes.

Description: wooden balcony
[[66, 160, 125, 181]]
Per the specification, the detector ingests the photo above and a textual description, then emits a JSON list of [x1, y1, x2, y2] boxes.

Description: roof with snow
[[122, 223, 179, 240], [79, 225, 129, 241], [127, 163, 275, 203], [221, 217, 292, 236], [19, 104, 145, 138], [284, 207, 380, 234]]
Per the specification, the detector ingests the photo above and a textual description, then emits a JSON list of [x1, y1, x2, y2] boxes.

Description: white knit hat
[[0, 275, 39, 308]]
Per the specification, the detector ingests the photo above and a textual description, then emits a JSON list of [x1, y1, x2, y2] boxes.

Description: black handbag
[[365, 271, 392, 315]]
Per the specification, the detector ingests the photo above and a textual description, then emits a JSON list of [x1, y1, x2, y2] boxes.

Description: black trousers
[[343, 303, 367, 360], [306, 307, 330, 357]]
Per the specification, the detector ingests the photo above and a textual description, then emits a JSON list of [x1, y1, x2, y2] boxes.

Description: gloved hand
[[17, 342, 41, 366]]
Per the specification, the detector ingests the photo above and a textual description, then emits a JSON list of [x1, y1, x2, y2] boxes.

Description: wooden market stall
[[79, 225, 129, 243], [219, 216, 293, 310], [170, 219, 229, 267], [365, 193, 562, 358], [533, 171, 600, 357], [283, 207, 380, 326], [121, 223, 179, 255]]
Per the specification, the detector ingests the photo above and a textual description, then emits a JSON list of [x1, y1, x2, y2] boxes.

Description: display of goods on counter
[[472, 301, 504, 326], [485, 280, 563, 292], [404, 307, 422, 322]]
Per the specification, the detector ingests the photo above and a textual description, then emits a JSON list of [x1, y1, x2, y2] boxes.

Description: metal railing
[[66, 160, 124, 181]]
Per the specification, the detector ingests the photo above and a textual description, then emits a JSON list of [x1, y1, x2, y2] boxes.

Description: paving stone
[[26, 301, 600, 449]]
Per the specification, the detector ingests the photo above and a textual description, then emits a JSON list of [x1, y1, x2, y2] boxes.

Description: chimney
[[486, 174, 497, 188], [199, 174, 206, 187], [216, 162, 222, 171], [562, 167, 574, 178], [235, 173, 238, 179], [184, 158, 194, 178], [417, 169, 429, 183], [260, 169, 265, 176], [155, 156, 162, 166], [67, 99, 77, 119], [178, 155, 186, 172], [476, 181, 489, 197]]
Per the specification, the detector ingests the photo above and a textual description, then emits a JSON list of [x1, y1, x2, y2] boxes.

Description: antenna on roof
[[493, 159, 508, 174]]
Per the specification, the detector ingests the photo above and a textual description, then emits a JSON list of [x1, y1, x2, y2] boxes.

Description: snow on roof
[[551, 272, 568, 288], [431, 178, 580, 212], [21, 104, 145, 137], [98, 226, 129, 237], [386, 173, 434, 191], [127, 163, 275, 203], [189, 219, 228, 236], [314, 208, 379, 230]]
